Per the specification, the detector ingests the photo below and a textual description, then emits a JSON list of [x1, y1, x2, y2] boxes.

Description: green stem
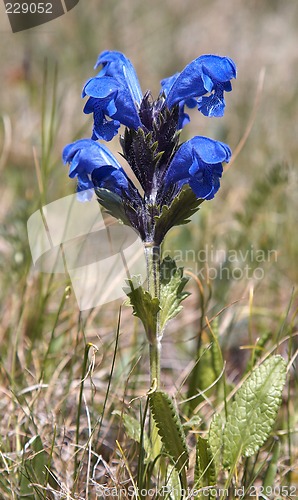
[[145, 243, 161, 389], [149, 340, 161, 388], [145, 244, 164, 467], [145, 243, 160, 298]]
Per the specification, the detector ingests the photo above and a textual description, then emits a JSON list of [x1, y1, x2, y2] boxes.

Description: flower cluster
[[63, 51, 236, 244]]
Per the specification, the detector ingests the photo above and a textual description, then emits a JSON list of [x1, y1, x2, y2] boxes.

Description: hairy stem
[[145, 242, 161, 389], [149, 340, 161, 388]]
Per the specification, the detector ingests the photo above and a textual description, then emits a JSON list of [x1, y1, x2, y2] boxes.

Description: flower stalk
[[62, 48, 236, 393], [145, 242, 161, 389]]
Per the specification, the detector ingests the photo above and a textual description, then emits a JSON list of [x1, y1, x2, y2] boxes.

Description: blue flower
[[62, 139, 124, 201], [63, 51, 236, 242], [82, 51, 236, 140], [82, 51, 143, 141], [91, 165, 130, 198], [164, 136, 231, 200], [162, 54, 236, 119], [160, 73, 197, 129]]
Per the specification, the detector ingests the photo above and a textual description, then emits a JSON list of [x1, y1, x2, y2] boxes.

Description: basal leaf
[[166, 466, 183, 500], [154, 186, 204, 244], [208, 413, 224, 475], [149, 390, 189, 476], [125, 276, 160, 343], [223, 355, 287, 468], [194, 436, 217, 498], [113, 411, 151, 462], [159, 257, 190, 333]]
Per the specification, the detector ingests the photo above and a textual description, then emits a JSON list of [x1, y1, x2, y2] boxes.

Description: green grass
[[0, 0, 298, 497]]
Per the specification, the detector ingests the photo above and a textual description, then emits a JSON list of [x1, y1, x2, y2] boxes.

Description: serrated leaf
[[113, 411, 151, 461], [223, 355, 287, 468], [149, 390, 189, 476], [154, 186, 204, 244], [95, 187, 131, 225], [125, 276, 160, 343], [195, 437, 217, 498], [208, 413, 224, 475], [159, 257, 189, 333]]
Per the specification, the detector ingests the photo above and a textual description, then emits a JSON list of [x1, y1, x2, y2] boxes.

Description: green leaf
[[154, 186, 204, 244], [125, 276, 160, 343], [223, 355, 287, 468], [159, 257, 190, 332], [208, 413, 224, 475], [194, 437, 217, 498], [95, 187, 131, 225], [113, 411, 151, 462], [149, 390, 189, 475], [165, 466, 183, 500]]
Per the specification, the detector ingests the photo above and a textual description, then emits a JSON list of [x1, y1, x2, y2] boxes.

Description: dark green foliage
[[154, 186, 204, 244], [94, 187, 131, 225], [149, 390, 189, 474], [195, 436, 217, 498]]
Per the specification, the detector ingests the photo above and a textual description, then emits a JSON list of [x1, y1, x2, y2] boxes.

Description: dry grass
[[0, 0, 297, 497]]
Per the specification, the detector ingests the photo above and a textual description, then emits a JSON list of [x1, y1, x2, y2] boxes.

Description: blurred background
[[0, 0, 297, 492], [1, 0, 297, 335]]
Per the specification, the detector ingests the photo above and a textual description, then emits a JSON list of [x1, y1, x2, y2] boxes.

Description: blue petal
[[95, 50, 143, 104], [189, 163, 214, 199], [83, 74, 142, 136], [164, 136, 231, 199], [84, 97, 120, 141], [76, 173, 94, 202], [82, 76, 119, 100], [161, 74, 197, 129], [197, 88, 225, 117], [200, 55, 236, 84], [63, 139, 121, 173], [92, 166, 129, 197], [82, 51, 143, 139], [164, 54, 236, 117], [63, 139, 123, 199], [190, 136, 231, 164], [205, 173, 221, 200], [160, 73, 180, 96]]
